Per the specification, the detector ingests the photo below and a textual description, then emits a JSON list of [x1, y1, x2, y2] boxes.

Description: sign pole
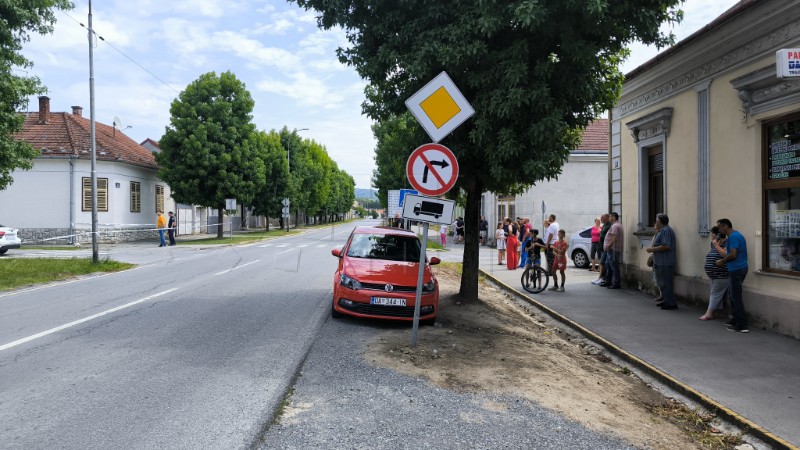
[[411, 222, 429, 347]]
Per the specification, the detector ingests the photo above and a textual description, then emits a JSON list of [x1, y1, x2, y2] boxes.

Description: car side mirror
[[331, 248, 342, 258], [429, 257, 441, 265]]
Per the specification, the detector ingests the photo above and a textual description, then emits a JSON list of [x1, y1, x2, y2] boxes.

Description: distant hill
[[355, 188, 378, 200]]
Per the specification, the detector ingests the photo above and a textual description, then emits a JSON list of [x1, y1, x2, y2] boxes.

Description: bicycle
[[521, 265, 549, 294]]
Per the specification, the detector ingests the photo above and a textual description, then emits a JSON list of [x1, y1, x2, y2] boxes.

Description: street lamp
[[286, 128, 309, 231]]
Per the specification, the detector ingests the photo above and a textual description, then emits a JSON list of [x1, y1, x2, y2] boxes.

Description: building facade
[[611, 0, 800, 338]]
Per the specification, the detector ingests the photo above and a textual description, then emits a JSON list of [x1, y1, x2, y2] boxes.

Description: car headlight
[[422, 280, 436, 294], [339, 273, 362, 291]]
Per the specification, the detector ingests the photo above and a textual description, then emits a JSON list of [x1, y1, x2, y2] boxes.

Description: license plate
[[370, 297, 406, 307]]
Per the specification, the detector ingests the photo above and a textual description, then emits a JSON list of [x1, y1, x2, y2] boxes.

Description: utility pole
[[88, 0, 99, 263]]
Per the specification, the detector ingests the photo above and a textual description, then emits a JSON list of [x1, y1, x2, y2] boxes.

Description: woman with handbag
[[699, 226, 728, 320]]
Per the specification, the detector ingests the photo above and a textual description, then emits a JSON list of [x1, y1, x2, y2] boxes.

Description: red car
[[331, 225, 441, 324]]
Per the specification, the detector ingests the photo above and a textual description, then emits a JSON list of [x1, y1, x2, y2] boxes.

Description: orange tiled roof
[[15, 111, 158, 170], [576, 119, 609, 152]]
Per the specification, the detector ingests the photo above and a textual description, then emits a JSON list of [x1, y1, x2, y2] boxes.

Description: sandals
[[698, 315, 714, 321]]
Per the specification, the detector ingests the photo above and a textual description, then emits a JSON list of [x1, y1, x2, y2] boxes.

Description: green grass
[[0, 258, 135, 291], [20, 245, 81, 251], [419, 234, 446, 250], [177, 229, 300, 245]]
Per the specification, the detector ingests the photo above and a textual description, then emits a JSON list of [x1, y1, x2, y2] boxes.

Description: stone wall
[[18, 227, 161, 245]]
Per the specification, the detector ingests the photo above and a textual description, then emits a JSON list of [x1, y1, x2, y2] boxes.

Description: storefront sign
[[769, 140, 800, 180], [776, 48, 800, 78]]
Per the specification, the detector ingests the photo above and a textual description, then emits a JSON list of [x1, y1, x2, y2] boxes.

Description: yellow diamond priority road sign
[[406, 72, 474, 143]]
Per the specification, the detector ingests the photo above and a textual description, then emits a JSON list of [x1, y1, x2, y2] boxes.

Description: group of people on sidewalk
[[156, 211, 177, 247], [633, 214, 751, 333], [495, 214, 570, 292]]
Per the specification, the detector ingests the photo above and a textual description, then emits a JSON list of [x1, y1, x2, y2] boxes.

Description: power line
[[61, 11, 181, 94]]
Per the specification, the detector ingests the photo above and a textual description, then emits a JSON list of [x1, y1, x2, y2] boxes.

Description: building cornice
[[625, 108, 673, 143], [615, 1, 800, 119]]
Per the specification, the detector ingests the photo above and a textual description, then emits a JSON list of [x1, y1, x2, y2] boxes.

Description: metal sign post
[[411, 222, 429, 347]]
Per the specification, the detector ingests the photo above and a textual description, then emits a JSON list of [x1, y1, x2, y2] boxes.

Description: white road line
[[257, 244, 273, 248], [275, 244, 289, 248], [213, 259, 261, 276], [0, 288, 179, 352], [278, 248, 297, 255], [0, 272, 115, 299], [316, 244, 328, 248], [296, 244, 310, 248]]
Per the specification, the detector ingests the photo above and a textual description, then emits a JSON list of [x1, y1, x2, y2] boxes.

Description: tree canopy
[[157, 71, 264, 238], [294, 0, 682, 299], [0, 0, 72, 191]]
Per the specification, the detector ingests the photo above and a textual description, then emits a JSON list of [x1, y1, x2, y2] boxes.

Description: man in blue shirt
[[715, 218, 749, 333]]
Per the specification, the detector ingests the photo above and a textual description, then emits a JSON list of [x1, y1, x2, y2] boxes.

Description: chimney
[[38, 96, 50, 124], [71, 106, 83, 117]]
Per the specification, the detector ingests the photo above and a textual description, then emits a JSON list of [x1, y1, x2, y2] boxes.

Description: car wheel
[[0, 249, 7, 256], [572, 249, 589, 269]]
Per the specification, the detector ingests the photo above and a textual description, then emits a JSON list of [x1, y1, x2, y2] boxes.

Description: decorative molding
[[731, 64, 800, 115], [626, 108, 673, 143], [616, 19, 800, 118]]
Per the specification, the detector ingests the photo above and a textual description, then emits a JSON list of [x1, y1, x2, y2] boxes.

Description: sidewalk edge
[[480, 270, 798, 450]]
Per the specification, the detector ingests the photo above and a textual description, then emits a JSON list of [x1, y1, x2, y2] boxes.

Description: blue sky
[[21, 0, 739, 189]]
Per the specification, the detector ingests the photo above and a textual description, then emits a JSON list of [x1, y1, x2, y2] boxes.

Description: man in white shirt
[[544, 214, 560, 291]]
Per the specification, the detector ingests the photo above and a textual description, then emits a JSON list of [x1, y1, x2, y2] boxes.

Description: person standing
[[479, 216, 489, 246], [440, 223, 448, 247], [156, 211, 167, 247], [592, 214, 611, 285], [544, 214, 560, 291], [506, 218, 520, 270], [552, 229, 569, 292], [495, 222, 506, 265], [715, 218, 749, 333], [518, 218, 532, 268], [590, 217, 602, 271], [167, 211, 177, 246], [699, 226, 728, 321], [603, 212, 623, 289], [392, 213, 403, 228], [455, 217, 465, 243], [647, 214, 677, 309]]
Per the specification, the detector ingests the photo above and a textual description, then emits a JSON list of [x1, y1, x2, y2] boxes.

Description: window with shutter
[[131, 181, 141, 212], [155, 185, 164, 213], [82, 177, 109, 212]]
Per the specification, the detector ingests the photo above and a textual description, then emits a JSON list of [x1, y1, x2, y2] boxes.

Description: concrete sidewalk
[[469, 246, 800, 448]]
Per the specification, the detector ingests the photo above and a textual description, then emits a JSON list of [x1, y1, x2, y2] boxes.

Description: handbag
[[646, 254, 654, 267]]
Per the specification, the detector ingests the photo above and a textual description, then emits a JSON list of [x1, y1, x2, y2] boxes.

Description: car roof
[[351, 225, 417, 237]]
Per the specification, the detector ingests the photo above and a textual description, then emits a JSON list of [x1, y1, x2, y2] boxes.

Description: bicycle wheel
[[521, 266, 548, 294]]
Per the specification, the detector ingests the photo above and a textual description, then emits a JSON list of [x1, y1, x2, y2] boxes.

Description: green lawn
[[19, 245, 81, 251], [0, 258, 135, 291]]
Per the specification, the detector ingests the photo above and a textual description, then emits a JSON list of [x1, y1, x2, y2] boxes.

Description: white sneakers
[[591, 279, 602, 285]]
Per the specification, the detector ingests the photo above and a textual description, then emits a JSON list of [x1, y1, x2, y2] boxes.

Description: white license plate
[[370, 297, 406, 307]]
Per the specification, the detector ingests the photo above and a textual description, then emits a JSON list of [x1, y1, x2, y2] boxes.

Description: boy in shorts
[[552, 229, 569, 292]]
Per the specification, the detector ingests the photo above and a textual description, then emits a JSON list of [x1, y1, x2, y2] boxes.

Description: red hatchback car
[[331, 225, 441, 324]]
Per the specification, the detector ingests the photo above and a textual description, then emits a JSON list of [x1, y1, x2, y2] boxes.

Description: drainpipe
[[69, 156, 75, 244]]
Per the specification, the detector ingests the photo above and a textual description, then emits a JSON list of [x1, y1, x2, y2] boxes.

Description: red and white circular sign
[[406, 143, 459, 196]]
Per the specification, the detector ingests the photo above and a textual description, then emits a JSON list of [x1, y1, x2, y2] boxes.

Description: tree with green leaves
[[370, 112, 426, 209], [0, 0, 72, 191], [294, 0, 682, 300], [250, 130, 289, 230], [157, 71, 264, 238]]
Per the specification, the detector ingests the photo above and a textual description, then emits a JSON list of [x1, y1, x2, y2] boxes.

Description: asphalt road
[[0, 220, 363, 449]]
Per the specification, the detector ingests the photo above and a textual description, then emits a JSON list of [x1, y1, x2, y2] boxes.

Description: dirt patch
[[365, 267, 711, 450]]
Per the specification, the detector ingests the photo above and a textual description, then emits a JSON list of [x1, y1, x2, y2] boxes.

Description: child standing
[[552, 229, 569, 292], [440, 224, 448, 247]]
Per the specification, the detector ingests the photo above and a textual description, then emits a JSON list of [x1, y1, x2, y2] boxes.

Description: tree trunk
[[217, 206, 224, 239], [266, 215, 271, 232], [459, 177, 483, 301]]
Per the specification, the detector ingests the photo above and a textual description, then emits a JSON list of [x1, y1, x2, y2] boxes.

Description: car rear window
[[579, 228, 592, 238], [346, 233, 421, 262]]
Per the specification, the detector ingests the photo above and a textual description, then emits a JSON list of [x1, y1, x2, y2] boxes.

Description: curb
[[480, 269, 799, 450]]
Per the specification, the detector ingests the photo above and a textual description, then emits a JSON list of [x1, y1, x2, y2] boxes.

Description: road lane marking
[[296, 244, 309, 248], [257, 244, 273, 248], [0, 288, 179, 352], [0, 272, 115, 299], [316, 244, 328, 248], [275, 244, 289, 248], [213, 259, 261, 276], [278, 248, 297, 255]]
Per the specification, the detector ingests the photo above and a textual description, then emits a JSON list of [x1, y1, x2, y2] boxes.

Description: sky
[[20, 0, 740, 189]]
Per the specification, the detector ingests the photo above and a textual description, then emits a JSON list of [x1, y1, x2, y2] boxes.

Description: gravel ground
[[258, 317, 638, 450]]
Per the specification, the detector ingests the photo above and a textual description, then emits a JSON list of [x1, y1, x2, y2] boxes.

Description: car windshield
[[346, 233, 421, 262]]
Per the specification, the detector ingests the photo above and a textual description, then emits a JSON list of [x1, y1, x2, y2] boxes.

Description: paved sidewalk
[[467, 246, 800, 447]]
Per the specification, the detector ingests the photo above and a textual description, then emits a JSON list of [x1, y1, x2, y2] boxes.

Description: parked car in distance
[[331, 225, 440, 324], [569, 227, 592, 269], [0, 224, 22, 255]]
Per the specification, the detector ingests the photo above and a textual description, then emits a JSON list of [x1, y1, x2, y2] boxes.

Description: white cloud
[[256, 72, 346, 108]]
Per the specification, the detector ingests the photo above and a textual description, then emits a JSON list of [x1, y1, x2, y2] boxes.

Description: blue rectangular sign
[[399, 189, 419, 207]]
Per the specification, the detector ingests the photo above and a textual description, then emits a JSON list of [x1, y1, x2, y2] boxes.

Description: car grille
[[340, 303, 418, 318], [360, 282, 417, 293]]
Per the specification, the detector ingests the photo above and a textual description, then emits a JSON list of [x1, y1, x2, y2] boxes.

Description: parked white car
[[0, 224, 22, 255], [569, 227, 593, 269]]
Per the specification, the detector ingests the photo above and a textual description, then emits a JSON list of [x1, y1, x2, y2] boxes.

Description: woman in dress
[[699, 226, 728, 320], [590, 217, 602, 271], [506, 218, 520, 270], [495, 222, 506, 265]]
